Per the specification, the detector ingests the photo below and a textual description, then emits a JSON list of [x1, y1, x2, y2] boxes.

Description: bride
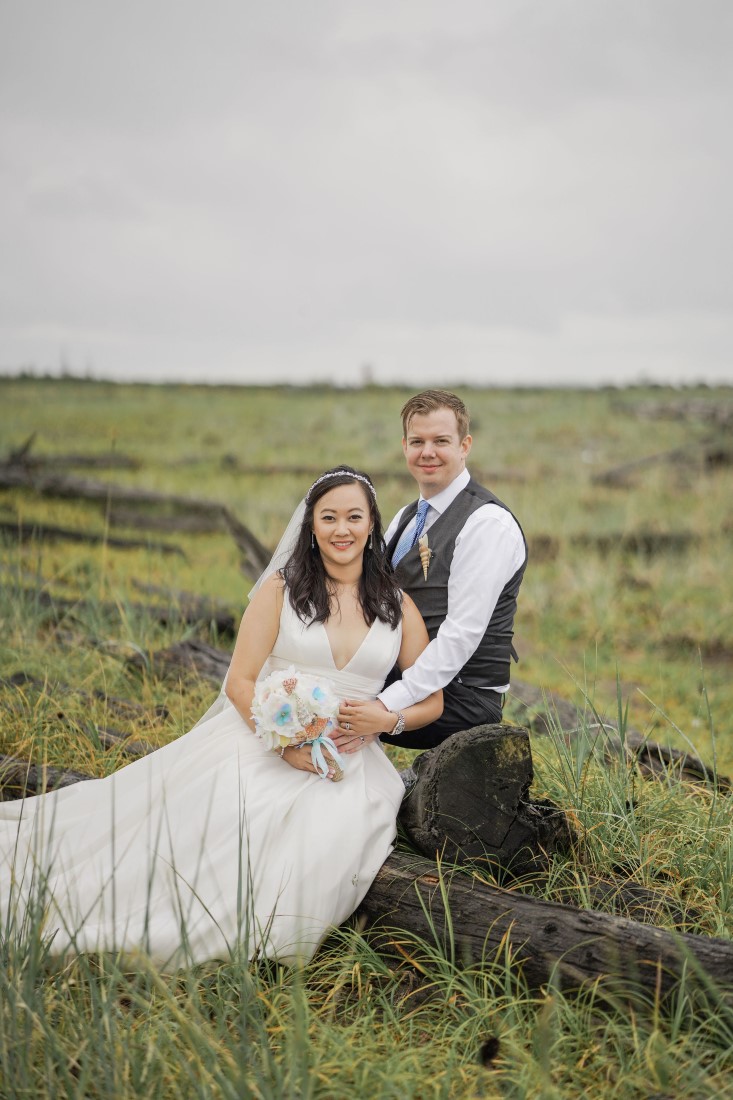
[[0, 467, 442, 967]]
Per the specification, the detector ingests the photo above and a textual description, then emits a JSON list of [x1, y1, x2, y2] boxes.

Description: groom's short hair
[[400, 390, 470, 440]]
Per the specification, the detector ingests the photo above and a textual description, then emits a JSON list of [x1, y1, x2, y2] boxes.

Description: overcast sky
[[1, 1, 731, 387]]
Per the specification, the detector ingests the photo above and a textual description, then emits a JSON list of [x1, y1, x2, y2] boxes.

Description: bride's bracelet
[[388, 712, 406, 738]]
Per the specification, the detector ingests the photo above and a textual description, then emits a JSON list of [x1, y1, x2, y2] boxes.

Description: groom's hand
[[333, 699, 391, 752]]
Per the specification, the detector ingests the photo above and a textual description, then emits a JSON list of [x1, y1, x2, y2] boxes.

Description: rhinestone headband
[[306, 470, 376, 501]]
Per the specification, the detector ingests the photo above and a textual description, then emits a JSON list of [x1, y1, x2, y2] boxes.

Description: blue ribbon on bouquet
[[304, 728, 344, 780]]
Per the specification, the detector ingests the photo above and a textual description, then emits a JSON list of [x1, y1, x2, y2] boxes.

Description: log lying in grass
[[8, 451, 140, 472], [0, 464, 272, 577], [87, 726, 153, 757], [129, 581, 240, 636], [660, 633, 733, 664], [109, 508, 224, 534], [509, 679, 731, 793], [623, 397, 733, 428], [127, 639, 231, 684], [571, 529, 698, 557], [591, 441, 733, 487], [14, 587, 237, 637], [360, 850, 733, 997], [0, 520, 185, 556], [0, 754, 91, 800]]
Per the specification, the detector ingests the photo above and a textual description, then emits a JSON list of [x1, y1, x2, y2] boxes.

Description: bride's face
[[311, 483, 373, 572]]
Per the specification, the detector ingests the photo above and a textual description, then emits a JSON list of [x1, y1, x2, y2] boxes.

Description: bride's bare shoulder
[[247, 572, 285, 614]]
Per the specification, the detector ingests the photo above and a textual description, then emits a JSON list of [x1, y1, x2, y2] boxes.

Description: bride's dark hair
[[282, 466, 401, 629]]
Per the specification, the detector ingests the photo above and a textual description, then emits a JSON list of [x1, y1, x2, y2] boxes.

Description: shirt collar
[[420, 467, 470, 515]]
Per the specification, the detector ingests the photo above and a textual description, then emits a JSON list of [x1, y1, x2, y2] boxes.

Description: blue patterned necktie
[[392, 499, 430, 567]]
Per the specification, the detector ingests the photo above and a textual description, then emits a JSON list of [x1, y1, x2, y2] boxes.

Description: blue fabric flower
[[274, 702, 294, 727]]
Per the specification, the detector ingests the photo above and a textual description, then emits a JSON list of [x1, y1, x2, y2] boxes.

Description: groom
[[379, 389, 527, 749]]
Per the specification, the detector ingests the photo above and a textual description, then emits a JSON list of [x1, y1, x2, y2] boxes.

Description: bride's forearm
[[224, 678, 257, 732], [401, 691, 442, 732]]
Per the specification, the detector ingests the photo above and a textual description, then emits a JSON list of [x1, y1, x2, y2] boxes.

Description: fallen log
[[15, 587, 237, 637], [0, 754, 91, 800], [660, 633, 733, 665], [218, 510, 272, 577], [0, 466, 271, 578], [130, 581, 242, 634], [0, 519, 185, 557], [591, 441, 733, 487], [109, 508, 224, 534], [85, 726, 154, 757], [127, 639, 231, 684], [6, 454, 140, 472], [571, 529, 697, 557], [360, 850, 733, 997], [621, 397, 733, 429]]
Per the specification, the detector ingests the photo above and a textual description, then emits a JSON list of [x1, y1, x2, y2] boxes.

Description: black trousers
[[380, 674, 504, 751]]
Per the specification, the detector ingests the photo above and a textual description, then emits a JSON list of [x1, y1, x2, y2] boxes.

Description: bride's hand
[[332, 700, 391, 752], [280, 743, 337, 780]]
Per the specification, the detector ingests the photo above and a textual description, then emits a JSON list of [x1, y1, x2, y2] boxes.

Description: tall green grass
[[1, 869, 732, 1098]]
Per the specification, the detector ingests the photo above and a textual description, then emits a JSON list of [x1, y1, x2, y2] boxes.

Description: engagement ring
[[344, 722, 351, 730]]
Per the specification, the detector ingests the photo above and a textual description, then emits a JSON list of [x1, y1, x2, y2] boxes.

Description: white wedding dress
[[0, 598, 405, 967]]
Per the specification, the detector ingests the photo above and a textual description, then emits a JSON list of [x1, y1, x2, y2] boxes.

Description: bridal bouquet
[[251, 666, 344, 780]]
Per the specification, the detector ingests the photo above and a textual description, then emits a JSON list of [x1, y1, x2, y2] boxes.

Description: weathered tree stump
[[398, 724, 573, 876]]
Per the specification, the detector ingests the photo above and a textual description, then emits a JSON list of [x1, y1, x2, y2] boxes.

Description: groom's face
[[402, 408, 472, 499]]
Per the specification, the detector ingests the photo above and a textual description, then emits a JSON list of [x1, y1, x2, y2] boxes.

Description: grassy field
[[1, 377, 732, 1098]]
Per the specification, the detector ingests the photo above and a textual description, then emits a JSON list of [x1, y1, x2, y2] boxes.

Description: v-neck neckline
[[321, 618, 376, 673]]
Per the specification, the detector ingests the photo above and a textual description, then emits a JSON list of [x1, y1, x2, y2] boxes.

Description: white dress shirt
[[378, 468, 526, 713]]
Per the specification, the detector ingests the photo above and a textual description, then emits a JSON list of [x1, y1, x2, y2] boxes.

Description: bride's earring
[[368, 531, 373, 550], [311, 532, 315, 550]]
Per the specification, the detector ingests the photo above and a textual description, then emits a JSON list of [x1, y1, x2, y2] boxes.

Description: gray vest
[[388, 478, 527, 688]]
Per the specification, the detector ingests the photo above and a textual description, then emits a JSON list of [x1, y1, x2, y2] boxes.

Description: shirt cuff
[[377, 681, 415, 715]]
